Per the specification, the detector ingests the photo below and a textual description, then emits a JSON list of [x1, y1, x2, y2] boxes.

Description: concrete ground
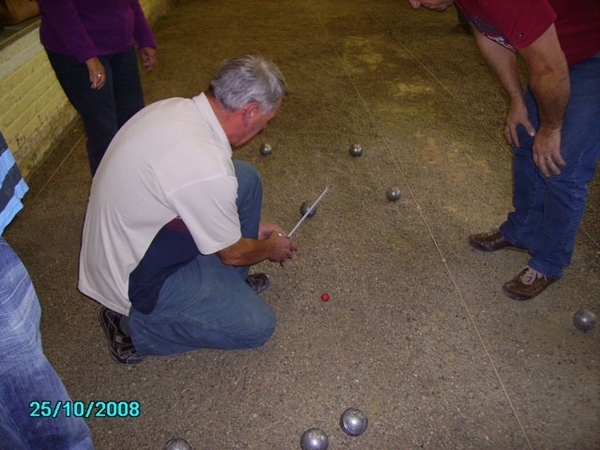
[[4, 0, 599, 449]]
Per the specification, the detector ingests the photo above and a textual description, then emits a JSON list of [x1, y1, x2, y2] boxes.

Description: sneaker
[[245, 273, 273, 294], [98, 307, 147, 365], [468, 230, 527, 252], [502, 266, 559, 301]]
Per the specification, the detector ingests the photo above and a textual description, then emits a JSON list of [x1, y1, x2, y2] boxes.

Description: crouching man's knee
[[238, 304, 276, 349]]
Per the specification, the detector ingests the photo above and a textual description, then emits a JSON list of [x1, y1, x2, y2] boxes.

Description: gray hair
[[208, 54, 287, 113]]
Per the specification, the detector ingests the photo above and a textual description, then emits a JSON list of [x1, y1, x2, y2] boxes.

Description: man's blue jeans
[[500, 53, 600, 278], [128, 161, 276, 356], [46, 47, 145, 175], [0, 237, 93, 449]]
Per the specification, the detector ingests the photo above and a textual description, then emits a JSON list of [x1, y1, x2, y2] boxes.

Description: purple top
[[37, 0, 157, 64]]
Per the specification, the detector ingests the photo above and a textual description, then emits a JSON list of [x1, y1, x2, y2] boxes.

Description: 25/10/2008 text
[[29, 400, 140, 418]]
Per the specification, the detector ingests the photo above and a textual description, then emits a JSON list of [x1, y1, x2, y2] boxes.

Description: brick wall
[[0, 0, 173, 178]]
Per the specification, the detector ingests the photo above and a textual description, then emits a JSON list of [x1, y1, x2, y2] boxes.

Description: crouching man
[[79, 54, 298, 364]]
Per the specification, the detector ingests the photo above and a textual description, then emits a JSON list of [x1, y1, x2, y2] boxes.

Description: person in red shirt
[[408, 0, 600, 300]]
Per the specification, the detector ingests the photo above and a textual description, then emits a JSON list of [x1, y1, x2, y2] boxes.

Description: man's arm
[[473, 24, 569, 176], [472, 27, 533, 147], [517, 23, 569, 175], [217, 231, 297, 266]]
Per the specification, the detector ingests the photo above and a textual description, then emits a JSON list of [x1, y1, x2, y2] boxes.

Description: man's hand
[[217, 223, 298, 266], [258, 222, 298, 263], [258, 222, 286, 241], [505, 98, 536, 148], [532, 126, 565, 177], [264, 231, 298, 263]]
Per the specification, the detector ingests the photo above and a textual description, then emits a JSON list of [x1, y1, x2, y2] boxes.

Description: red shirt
[[455, 0, 600, 66]]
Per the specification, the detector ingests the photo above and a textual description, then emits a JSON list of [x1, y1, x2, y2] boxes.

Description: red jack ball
[[321, 293, 330, 302]]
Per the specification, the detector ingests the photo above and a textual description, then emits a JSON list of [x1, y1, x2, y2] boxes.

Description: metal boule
[[259, 143, 273, 156], [573, 309, 598, 332], [300, 428, 328, 450], [386, 187, 401, 202], [340, 407, 368, 436], [349, 144, 363, 157], [300, 201, 317, 218], [164, 437, 191, 450]]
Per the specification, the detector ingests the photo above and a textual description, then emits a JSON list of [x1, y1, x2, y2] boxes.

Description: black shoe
[[245, 273, 273, 294], [98, 307, 147, 365]]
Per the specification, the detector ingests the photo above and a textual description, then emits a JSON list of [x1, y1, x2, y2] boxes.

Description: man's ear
[[242, 103, 261, 126]]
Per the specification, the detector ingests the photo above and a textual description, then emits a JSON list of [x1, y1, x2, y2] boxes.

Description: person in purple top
[[37, 0, 158, 175]]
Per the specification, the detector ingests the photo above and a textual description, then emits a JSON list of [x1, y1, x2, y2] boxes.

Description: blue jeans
[[128, 161, 276, 355], [0, 237, 93, 449], [500, 53, 600, 278], [46, 48, 145, 174]]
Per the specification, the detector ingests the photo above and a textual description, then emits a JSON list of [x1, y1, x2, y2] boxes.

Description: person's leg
[[498, 87, 546, 250], [526, 53, 600, 278], [500, 54, 600, 277], [45, 49, 119, 174], [126, 160, 272, 355], [0, 238, 93, 449], [233, 159, 263, 279], [128, 252, 276, 355], [498, 54, 600, 299], [109, 48, 146, 128], [127, 160, 264, 315]]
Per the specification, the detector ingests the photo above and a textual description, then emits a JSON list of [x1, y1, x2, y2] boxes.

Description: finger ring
[[97, 74, 102, 78], [545, 156, 552, 160]]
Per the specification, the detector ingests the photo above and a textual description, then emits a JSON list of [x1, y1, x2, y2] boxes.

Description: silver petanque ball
[[573, 309, 598, 332], [386, 187, 401, 202], [300, 201, 317, 218], [340, 407, 368, 436], [259, 143, 273, 156], [300, 428, 329, 450], [163, 437, 191, 450], [349, 143, 363, 157]]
